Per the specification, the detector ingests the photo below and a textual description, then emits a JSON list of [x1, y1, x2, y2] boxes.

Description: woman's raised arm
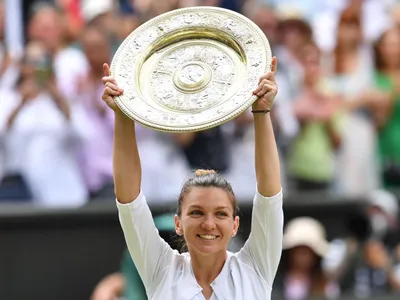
[[237, 57, 283, 286], [102, 63, 141, 203], [252, 57, 281, 197]]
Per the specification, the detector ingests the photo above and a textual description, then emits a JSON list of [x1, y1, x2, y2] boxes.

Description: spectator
[[324, 7, 379, 197], [288, 42, 342, 192], [0, 41, 87, 206], [323, 189, 400, 295], [371, 27, 400, 189], [353, 239, 400, 297], [274, 217, 340, 300], [75, 23, 115, 199], [27, 2, 89, 102]]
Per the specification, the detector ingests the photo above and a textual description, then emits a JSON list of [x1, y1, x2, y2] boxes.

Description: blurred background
[[0, 0, 400, 299]]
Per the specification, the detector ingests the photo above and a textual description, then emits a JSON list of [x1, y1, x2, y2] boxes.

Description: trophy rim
[[110, 6, 272, 132]]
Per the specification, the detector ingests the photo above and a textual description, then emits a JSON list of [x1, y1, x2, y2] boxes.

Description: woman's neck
[[288, 268, 311, 279], [190, 249, 227, 285]]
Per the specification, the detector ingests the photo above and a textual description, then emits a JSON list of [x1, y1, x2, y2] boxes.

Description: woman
[[322, 7, 379, 197], [101, 57, 283, 299], [370, 27, 400, 189], [274, 217, 339, 300]]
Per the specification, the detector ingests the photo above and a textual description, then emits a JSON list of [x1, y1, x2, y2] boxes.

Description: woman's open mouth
[[197, 234, 219, 240]]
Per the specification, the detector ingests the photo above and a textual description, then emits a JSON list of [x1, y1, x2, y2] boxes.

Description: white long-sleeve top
[[117, 189, 283, 300]]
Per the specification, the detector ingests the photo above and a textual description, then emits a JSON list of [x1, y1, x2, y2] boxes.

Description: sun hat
[[283, 217, 329, 257]]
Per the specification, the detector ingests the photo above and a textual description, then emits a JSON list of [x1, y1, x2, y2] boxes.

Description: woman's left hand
[[252, 56, 278, 111]]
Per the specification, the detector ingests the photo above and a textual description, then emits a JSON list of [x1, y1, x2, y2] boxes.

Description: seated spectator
[[273, 217, 340, 300], [323, 189, 400, 295], [353, 239, 400, 297]]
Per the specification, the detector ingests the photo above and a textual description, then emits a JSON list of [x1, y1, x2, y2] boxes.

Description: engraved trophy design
[[110, 6, 272, 132]]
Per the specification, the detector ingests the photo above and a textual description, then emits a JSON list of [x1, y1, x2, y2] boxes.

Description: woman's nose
[[201, 214, 216, 230]]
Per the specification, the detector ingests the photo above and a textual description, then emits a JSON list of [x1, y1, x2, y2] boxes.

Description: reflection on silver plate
[[110, 6, 272, 132]]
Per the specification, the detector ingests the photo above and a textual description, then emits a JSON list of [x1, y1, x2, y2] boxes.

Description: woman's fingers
[[271, 56, 277, 75], [102, 76, 118, 86], [104, 86, 121, 97], [253, 79, 276, 96], [257, 57, 278, 84], [104, 82, 123, 94], [257, 83, 276, 97], [103, 63, 110, 76]]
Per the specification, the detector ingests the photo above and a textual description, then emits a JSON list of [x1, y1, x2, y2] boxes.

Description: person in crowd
[[323, 7, 379, 197], [75, 23, 115, 199], [27, 1, 89, 101], [273, 217, 340, 300], [288, 41, 342, 192], [323, 189, 400, 295], [0, 41, 87, 206], [370, 27, 400, 189]]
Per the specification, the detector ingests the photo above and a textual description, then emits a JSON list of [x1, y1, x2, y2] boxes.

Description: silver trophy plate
[[110, 6, 272, 132]]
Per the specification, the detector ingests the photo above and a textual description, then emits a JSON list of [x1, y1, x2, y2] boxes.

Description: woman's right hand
[[102, 63, 124, 111]]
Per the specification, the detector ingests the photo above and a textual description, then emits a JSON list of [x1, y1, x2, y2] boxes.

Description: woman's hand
[[252, 56, 278, 111], [101, 63, 124, 111]]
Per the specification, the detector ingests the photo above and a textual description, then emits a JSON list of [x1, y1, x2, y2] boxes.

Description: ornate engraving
[[110, 6, 271, 132]]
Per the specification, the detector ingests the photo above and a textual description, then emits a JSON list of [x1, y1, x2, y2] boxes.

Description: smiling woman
[[174, 170, 239, 253], [102, 56, 283, 300]]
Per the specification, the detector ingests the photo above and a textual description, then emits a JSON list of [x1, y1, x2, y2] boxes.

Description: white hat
[[366, 189, 399, 219], [81, 0, 114, 22], [283, 217, 329, 257]]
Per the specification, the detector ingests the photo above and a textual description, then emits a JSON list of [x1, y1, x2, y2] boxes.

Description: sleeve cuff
[[255, 187, 283, 204], [116, 190, 146, 210]]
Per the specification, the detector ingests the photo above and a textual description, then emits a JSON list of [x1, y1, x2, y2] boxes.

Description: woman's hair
[[176, 169, 238, 218], [373, 28, 400, 72], [175, 169, 238, 253], [333, 8, 362, 74]]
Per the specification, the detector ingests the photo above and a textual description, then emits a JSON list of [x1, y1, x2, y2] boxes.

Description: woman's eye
[[190, 210, 202, 216], [216, 211, 228, 217]]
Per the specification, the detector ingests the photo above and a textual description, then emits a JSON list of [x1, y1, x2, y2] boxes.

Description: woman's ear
[[232, 216, 240, 237], [174, 214, 183, 236]]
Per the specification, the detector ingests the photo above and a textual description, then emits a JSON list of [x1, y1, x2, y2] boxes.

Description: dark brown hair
[[176, 169, 238, 218], [373, 27, 400, 72]]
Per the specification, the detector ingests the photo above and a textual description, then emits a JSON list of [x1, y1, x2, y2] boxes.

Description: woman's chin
[[190, 239, 225, 255]]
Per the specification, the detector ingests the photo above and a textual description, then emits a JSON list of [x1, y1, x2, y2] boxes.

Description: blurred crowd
[[2, 0, 400, 206], [0, 0, 400, 299]]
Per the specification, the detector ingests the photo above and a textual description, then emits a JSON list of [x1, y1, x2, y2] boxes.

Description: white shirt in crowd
[[0, 89, 88, 207], [117, 189, 283, 300]]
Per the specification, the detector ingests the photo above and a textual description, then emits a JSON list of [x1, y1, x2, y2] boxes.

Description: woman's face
[[174, 187, 239, 256], [300, 44, 321, 81], [378, 29, 400, 69], [288, 246, 319, 271], [337, 23, 362, 47], [281, 26, 308, 52]]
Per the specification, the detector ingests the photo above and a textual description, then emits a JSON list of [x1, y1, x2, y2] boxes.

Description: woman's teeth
[[198, 235, 217, 240]]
